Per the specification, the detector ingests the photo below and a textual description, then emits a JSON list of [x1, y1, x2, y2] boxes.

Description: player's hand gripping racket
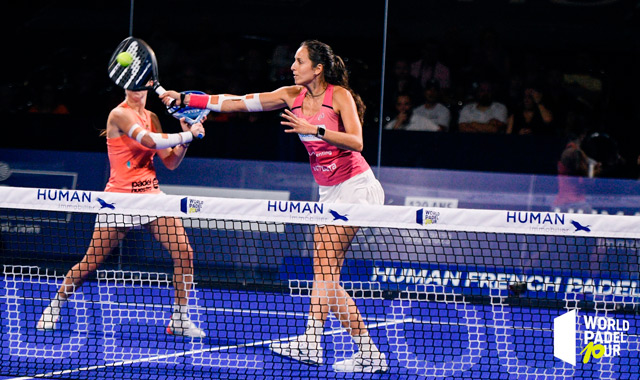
[[167, 91, 210, 126], [108, 37, 203, 138]]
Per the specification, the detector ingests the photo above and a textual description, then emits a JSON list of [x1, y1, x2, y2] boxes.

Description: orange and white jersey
[[104, 102, 161, 194]]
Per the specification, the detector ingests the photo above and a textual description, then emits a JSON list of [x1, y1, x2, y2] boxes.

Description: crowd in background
[[1, 24, 638, 179]]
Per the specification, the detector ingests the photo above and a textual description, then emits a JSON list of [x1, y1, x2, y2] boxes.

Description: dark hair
[[301, 40, 366, 124]]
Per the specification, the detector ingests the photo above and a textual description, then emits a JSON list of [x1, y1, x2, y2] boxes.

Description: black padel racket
[[107, 37, 170, 98]]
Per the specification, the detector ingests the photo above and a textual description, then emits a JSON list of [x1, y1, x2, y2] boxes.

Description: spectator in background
[[27, 83, 70, 115], [562, 52, 607, 112], [412, 80, 451, 132], [410, 39, 451, 93], [506, 87, 554, 135], [384, 57, 424, 115], [458, 80, 507, 133], [384, 93, 434, 131], [468, 27, 510, 85], [269, 42, 296, 87], [542, 67, 572, 137], [553, 129, 598, 213]]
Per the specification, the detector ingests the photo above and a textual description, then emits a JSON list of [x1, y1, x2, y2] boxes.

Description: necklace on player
[[306, 85, 327, 98]]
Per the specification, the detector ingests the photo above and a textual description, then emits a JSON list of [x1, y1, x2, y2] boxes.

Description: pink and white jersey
[[292, 85, 370, 186]]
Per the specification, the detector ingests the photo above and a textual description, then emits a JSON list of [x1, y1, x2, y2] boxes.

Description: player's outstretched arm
[[160, 86, 301, 113]]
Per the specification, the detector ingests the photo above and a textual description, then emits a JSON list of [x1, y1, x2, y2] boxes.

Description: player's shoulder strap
[[321, 84, 334, 109], [291, 88, 306, 111]]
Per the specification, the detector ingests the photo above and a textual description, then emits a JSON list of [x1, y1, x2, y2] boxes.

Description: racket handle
[[155, 85, 176, 108], [197, 133, 204, 139]]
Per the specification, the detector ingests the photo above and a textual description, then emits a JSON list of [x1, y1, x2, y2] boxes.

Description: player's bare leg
[[150, 217, 205, 338], [38, 227, 126, 330]]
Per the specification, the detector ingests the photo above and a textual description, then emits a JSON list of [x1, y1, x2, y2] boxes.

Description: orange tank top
[[104, 102, 161, 193]]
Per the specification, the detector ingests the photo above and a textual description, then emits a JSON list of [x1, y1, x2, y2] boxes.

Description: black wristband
[[180, 92, 187, 109]]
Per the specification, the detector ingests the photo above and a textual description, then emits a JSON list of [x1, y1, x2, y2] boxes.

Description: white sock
[[304, 317, 324, 346], [48, 295, 66, 312], [172, 304, 190, 321], [352, 331, 380, 357]]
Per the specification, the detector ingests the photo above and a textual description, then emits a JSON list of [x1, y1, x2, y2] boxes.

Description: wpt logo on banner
[[554, 310, 629, 365], [180, 197, 203, 214], [415, 209, 440, 225]]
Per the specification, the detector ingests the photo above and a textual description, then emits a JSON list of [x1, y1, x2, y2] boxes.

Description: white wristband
[[179, 131, 193, 145]]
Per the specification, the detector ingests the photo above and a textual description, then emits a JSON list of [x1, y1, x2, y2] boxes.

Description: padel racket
[[107, 36, 170, 97], [167, 91, 211, 125], [108, 37, 203, 138]]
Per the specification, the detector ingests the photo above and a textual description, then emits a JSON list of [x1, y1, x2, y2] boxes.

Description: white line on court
[[5, 318, 414, 380]]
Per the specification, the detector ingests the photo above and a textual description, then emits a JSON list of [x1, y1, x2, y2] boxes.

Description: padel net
[[0, 186, 638, 379]]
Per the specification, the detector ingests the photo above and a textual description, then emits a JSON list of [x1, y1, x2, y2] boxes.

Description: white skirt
[[318, 169, 384, 205], [94, 213, 157, 229]]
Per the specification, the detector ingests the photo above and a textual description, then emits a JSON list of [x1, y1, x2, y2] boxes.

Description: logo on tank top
[[312, 163, 337, 172], [131, 178, 159, 193]]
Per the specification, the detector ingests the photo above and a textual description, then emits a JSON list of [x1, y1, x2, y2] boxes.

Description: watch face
[[317, 125, 326, 137]]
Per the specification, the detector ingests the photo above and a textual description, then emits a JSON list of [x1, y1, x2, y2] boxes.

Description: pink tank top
[[104, 102, 161, 194], [292, 84, 370, 186]]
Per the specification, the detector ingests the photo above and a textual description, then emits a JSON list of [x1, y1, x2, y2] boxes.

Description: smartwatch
[[316, 125, 326, 138]]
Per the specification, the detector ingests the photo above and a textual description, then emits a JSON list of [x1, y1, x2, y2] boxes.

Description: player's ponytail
[[302, 40, 366, 125]]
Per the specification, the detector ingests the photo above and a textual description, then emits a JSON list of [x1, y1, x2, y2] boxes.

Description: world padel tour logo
[[180, 197, 203, 214], [554, 310, 629, 365], [416, 209, 440, 225]]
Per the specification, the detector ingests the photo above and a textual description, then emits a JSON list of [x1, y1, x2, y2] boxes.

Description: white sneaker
[[333, 351, 389, 373], [37, 304, 61, 330], [166, 318, 206, 338], [270, 337, 324, 365]]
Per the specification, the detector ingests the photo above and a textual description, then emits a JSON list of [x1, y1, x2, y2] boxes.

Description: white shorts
[[318, 169, 384, 205], [94, 213, 158, 229]]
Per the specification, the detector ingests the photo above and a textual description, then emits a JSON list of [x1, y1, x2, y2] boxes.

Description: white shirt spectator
[[413, 103, 451, 131], [458, 102, 508, 125], [384, 112, 440, 131]]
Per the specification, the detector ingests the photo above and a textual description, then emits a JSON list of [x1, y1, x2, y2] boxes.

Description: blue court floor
[[1, 270, 638, 380]]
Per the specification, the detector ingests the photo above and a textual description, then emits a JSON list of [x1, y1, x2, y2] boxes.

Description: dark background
[[2, 0, 640, 177]]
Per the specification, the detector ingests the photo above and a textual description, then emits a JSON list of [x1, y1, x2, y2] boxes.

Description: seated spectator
[[458, 80, 508, 133], [468, 27, 511, 85], [384, 93, 437, 131], [384, 57, 424, 114], [562, 52, 606, 112], [412, 80, 451, 132], [28, 83, 70, 115], [410, 39, 450, 92], [506, 87, 554, 135]]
